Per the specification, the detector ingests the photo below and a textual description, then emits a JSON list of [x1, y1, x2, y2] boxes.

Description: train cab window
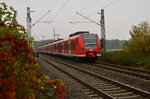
[[83, 34, 97, 49]]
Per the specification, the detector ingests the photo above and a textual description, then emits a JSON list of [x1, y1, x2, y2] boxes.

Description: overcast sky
[[1, 0, 150, 40]]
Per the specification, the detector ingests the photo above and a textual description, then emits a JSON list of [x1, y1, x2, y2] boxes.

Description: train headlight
[[88, 52, 95, 58]]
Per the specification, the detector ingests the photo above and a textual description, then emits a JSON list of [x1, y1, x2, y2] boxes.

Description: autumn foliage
[[124, 21, 150, 55], [0, 3, 67, 99]]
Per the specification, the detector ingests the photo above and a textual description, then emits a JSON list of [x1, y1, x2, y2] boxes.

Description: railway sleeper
[[105, 89, 128, 94], [110, 92, 134, 96], [117, 95, 142, 99], [88, 94, 102, 99], [92, 97, 103, 99], [97, 85, 117, 89], [92, 83, 111, 86], [101, 87, 121, 91], [92, 80, 107, 83], [84, 91, 95, 95], [82, 90, 100, 99], [73, 83, 103, 99], [93, 84, 115, 88], [91, 81, 109, 85]]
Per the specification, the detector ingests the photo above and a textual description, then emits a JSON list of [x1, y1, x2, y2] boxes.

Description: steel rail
[[97, 62, 150, 74], [40, 54, 150, 98], [88, 63, 150, 80], [40, 55, 114, 99]]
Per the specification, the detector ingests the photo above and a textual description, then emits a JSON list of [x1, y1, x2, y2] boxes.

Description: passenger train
[[39, 31, 102, 61]]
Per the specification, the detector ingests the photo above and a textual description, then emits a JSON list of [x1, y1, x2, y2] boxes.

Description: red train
[[39, 31, 102, 61]]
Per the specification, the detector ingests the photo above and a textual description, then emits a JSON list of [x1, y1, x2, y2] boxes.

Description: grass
[[97, 50, 150, 70]]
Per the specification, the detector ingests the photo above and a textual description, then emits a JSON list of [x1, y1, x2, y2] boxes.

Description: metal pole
[[27, 7, 32, 38], [100, 9, 106, 55]]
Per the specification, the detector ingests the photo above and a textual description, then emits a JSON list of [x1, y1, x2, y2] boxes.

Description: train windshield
[[82, 34, 97, 49]]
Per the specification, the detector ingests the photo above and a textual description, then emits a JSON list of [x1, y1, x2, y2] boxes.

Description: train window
[[58, 44, 62, 50], [65, 44, 67, 50], [57, 44, 59, 50], [60, 44, 61, 50], [56, 44, 58, 50], [64, 44, 66, 50], [66, 44, 68, 50], [52, 45, 53, 51], [54, 44, 57, 50], [68, 43, 71, 50], [64, 43, 68, 50], [62, 43, 64, 50], [83, 34, 97, 49], [71, 43, 75, 50], [48, 46, 49, 50]]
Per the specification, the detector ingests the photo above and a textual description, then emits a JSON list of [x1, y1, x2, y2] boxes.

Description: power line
[[50, 0, 117, 37], [43, 0, 60, 24], [76, 12, 100, 25], [78, 0, 99, 12], [51, 0, 61, 9], [31, 10, 50, 27], [51, 0, 70, 21], [73, 0, 120, 21], [59, 0, 100, 29], [103, 0, 120, 9], [53, 0, 102, 35]]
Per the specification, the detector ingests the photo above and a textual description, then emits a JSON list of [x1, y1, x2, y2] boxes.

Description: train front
[[81, 33, 102, 61]]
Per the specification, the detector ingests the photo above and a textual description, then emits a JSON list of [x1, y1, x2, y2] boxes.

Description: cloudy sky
[[1, 0, 150, 40]]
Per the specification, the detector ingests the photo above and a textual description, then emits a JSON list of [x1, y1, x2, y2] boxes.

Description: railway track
[[39, 54, 150, 99], [43, 54, 150, 81], [86, 62, 150, 81]]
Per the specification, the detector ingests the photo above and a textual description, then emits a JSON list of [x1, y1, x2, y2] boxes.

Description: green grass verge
[[97, 51, 150, 70]]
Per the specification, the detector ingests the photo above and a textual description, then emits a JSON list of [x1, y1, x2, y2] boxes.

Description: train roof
[[69, 31, 89, 37], [39, 31, 97, 48]]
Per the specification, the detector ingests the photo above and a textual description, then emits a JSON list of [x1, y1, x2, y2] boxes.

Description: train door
[[62, 42, 64, 54], [75, 37, 79, 55], [68, 40, 71, 55]]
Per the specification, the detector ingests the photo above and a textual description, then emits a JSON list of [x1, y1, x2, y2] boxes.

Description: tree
[[124, 21, 150, 55], [0, 3, 67, 99]]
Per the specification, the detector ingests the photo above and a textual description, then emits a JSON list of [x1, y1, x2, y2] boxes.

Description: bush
[[124, 21, 150, 55], [0, 3, 67, 99], [98, 51, 150, 70]]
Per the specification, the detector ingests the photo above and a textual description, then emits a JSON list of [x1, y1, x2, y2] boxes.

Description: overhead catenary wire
[[76, 12, 100, 25], [31, 10, 50, 27], [50, 0, 70, 21], [40, 0, 61, 39], [78, 0, 100, 13], [103, 0, 120, 9], [38, 0, 120, 40], [58, 0, 102, 35], [43, 0, 70, 39], [70, 0, 120, 24], [80, 0, 120, 19], [45, 0, 61, 22], [51, 0, 61, 10]]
